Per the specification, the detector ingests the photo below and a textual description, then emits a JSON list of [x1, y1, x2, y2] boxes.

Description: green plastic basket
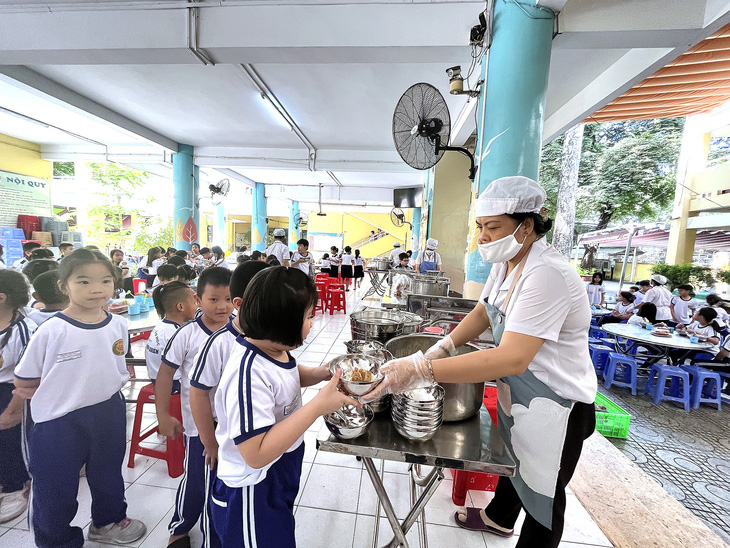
[[594, 392, 631, 439]]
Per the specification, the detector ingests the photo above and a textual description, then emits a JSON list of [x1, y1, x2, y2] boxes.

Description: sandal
[[453, 508, 514, 537]]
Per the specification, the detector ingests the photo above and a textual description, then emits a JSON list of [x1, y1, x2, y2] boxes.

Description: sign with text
[[0, 170, 52, 228]]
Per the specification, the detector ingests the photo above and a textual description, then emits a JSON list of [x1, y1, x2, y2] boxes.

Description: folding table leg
[[362, 457, 409, 548]]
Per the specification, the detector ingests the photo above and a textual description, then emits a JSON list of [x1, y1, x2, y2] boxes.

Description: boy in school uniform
[[12, 242, 41, 271], [25, 271, 69, 326], [670, 284, 699, 326], [57, 243, 74, 262], [155, 268, 233, 548]]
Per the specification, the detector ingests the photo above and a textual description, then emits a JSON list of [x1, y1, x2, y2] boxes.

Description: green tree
[[131, 216, 174, 255]]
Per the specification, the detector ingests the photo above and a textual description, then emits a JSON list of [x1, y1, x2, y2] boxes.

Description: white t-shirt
[[633, 291, 645, 306], [12, 257, 29, 271], [628, 314, 649, 327], [711, 305, 729, 328], [265, 241, 291, 266], [1, 316, 36, 383], [214, 339, 303, 488], [15, 313, 128, 423], [643, 285, 673, 321], [389, 248, 402, 265], [479, 239, 597, 404], [585, 283, 605, 306], [354, 257, 364, 267], [614, 302, 635, 316], [671, 296, 699, 324], [291, 251, 314, 276], [26, 308, 60, 327], [189, 321, 240, 419], [149, 257, 165, 275], [321, 259, 331, 269], [687, 321, 720, 355], [145, 319, 182, 381], [161, 316, 216, 437], [340, 253, 353, 266]]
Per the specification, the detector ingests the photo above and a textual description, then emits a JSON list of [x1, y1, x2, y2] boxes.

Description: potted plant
[[575, 266, 594, 282]]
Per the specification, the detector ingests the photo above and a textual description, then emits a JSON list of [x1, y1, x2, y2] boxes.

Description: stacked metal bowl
[[341, 341, 393, 413], [391, 385, 445, 442]]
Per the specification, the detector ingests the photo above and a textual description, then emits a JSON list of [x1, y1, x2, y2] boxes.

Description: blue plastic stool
[[597, 338, 617, 351], [589, 345, 613, 378], [588, 337, 601, 346], [604, 353, 638, 395], [644, 364, 691, 410], [589, 327, 608, 340], [680, 365, 722, 410]]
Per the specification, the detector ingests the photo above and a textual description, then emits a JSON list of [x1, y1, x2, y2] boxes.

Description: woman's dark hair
[[156, 264, 179, 281], [620, 291, 635, 303], [177, 264, 197, 283], [109, 249, 123, 260], [266, 254, 281, 266], [638, 302, 657, 323], [146, 247, 160, 267], [152, 281, 193, 317], [166, 247, 177, 256], [211, 246, 224, 260], [344, 246, 352, 254], [697, 307, 721, 333], [33, 271, 68, 306], [0, 270, 30, 350], [197, 266, 232, 297], [230, 261, 270, 300], [590, 272, 604, 285], [506, 212, 553, 237], [239, 267, 318, 347], [706, 294, 724, 307], [355, 249, 360, 258], [58, 248, 120, 288], [23, 259, 59, 284], [30, 248, 54, 261], [167, 255, 185, 267]]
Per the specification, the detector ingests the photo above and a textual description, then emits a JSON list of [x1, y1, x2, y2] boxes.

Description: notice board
[[0, 170, 52, 227]]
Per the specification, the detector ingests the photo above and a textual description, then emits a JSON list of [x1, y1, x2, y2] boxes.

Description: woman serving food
[[363, 176, 597, 548]]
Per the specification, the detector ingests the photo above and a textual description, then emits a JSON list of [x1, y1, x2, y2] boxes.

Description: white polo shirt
[[265, 241, 291, 266], [15, 313, 128, 423], [214, 338, 303, 488], [162, 316, 215, 437], [1, 316, 36, 383], [145, 319, 182, 381], [671, 296, 699, 324], [291, 251, 314, 276], [479, 239, 597, 404]]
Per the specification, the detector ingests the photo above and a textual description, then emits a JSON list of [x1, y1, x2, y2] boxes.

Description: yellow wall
[[0, 134, 52, 180], [687, 161, 730, 214]]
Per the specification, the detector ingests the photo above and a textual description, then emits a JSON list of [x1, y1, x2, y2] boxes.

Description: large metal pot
[[385, 334, 484, 422], [410, 277, 450, 297], [399, 311, 424, 335], [371, 257, 391, 271], [350, 309, 405, 342]]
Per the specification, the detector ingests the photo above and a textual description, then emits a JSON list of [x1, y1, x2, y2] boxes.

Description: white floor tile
[[422, 478, 464, 528], [561, 493, 612, 547], [121, 483, 176, 544], [352, 515, 420, 548], [295, 507, 357, 548], [298, 464, 362, 513], [483, 531, 519, 548], [382, 460, 410, 475], [426, 521, 489, 547], [0, 528, 36, 547], [135, 459, 183, 490], [314, 448, 364, 469], [357, 472, 412, 520], [122, 442, 159, 484], [138, 507, 174, 547]]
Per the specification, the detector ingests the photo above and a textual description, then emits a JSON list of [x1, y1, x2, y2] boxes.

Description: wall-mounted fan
[[390, 207, 413, 229], [392, 83, 476, 180], [293, 212, 308, 229], [209, 178, 230, 205]]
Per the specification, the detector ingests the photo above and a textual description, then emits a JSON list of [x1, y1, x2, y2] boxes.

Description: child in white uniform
[[353, 249, 365, 289], [14, 249, 146, 546], [146, 282, 197, 393], [670, 284, 699, 326], [340, 246, 354, 290], [585, 272, 605, 307], [0, 270, 36, 524], [211, 267, 356, 547], [684, 308, 722, 355], [291, 239, 314, 278], [156, 267, 233, 548], [25, 270, 69, 327]]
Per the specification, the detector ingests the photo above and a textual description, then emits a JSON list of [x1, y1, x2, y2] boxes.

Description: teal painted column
[[172, 144, 199, 250], [215, 202, 226, 249], [289, 200, 300, 251], [252, 182, 267, 251], [464, 0, 555, 296], [411, 207, 422, 259]]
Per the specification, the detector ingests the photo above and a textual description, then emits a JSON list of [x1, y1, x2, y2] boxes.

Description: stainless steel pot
[[399, 311, 424, 335], [410, 277, 450, 297], [371, 257, 391, 271], [350, 309, 405, 342], [385, 334, 484, 422]]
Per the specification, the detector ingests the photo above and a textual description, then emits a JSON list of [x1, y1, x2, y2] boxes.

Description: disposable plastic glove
[[361, 351, 432, 403], [424, 334, 457, 360]]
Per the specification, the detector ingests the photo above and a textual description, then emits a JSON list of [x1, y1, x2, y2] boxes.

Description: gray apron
[[484, 258, 573, 530]]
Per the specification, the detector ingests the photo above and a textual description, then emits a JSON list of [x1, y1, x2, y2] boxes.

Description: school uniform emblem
[[112, 339, 125, 356]]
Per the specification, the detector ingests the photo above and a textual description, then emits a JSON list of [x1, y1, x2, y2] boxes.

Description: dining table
[[602, 323, 714, 365]]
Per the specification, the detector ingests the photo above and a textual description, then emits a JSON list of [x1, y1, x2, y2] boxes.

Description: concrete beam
[[687, 213, 730, 230], [264, 184, 394, 204]]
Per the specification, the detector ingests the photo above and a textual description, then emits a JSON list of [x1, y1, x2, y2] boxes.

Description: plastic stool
[[328, 288, 346, 315], [589, 345, 613, 378], [604, 353, 638, 395], [587, 337, 601, 345], [313, 288, 326, 316], [597, 338, 617, 351], [680, 365, 722, 409], [133, 279, 147, 294], [127, 384, 185, 478], [589, 326, 608, 340], [644, 364, 691, 410]]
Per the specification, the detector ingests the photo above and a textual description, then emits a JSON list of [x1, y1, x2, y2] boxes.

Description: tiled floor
[[0, 283, 614, 547]]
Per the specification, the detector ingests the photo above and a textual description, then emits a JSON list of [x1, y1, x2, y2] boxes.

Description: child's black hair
[[629, 286, 640, 292], [177, 264, 197, 282], [398, 252, 409, 261], [266, 255, 281, 266], [33, 271, 68, 306], [250, 250, 263, 261], [697, 307, 721, 333], [706, 294, 725, 307], [638, 279, 651, 287], [590, 272, 604, 285], [344, 246, 351, 254], [355, 249, 361, 258], [230, 261, 270, 301], [200, 247, 211, 255], [152, 281, 193, 317], [677, 284, 694, 293], [239, 267, 318, 347], [638, 302, 657, 323], [619, 291, 635, 303], [0, 270, 31, 350], [156, 264, 179, 281], [59, 242, 74, 250], [167, 255, 185, 267], [211, 246, 224, 260], [22, 241, 41, 254], [166, 247, 177, 256], [57, 248, 120, 287], [146, 247, 160, 267], [30, 248, 54, 261], [297, 239, 309, 248], [109, 248, 124, 260], [23, 259, 59, 284], [175, 249, 188, 258], [197, 266, 232, 297], [237, 254, 248, 264], [322, 253, 330, 259]]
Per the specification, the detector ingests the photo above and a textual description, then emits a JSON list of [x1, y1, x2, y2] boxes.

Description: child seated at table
[[628, 302, 657, 327], [680, 308, 721, 354], [705, 294, 730, 338], [601, 291, 635, 324]]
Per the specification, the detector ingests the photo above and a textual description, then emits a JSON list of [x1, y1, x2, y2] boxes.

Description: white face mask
[[478, 222, 526, 263]]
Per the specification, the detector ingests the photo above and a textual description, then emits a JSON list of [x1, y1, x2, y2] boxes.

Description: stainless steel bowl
[[386, 334, 485, 422], [396, 385, 445, 404], [367, 394, 390, 413], [328, 354, 383, 396], [343, 340, 386, 354], [391, 400, 444, 418], [391, 408, 442, 429], [324, 404, 374, 440], [393, 420, 439, 442], [371, 257, 391, 271], [363, 348, 393, 365], [350, 309, 405, 342]]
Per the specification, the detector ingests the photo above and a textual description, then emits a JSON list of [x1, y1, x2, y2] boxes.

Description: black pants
[[485, 401, 596, 548]]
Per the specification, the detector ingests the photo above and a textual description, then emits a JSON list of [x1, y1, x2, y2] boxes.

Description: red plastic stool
[[127, 383, 185, 478], [328, 288, 346, 315], [451, 385, 500, 505]]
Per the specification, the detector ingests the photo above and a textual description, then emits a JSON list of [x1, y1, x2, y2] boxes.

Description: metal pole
[[631, 247, 638, 282], [618, 227, 635, 294]]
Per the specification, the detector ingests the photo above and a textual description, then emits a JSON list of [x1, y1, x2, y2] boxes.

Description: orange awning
[[588, 24, 730, 123]]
